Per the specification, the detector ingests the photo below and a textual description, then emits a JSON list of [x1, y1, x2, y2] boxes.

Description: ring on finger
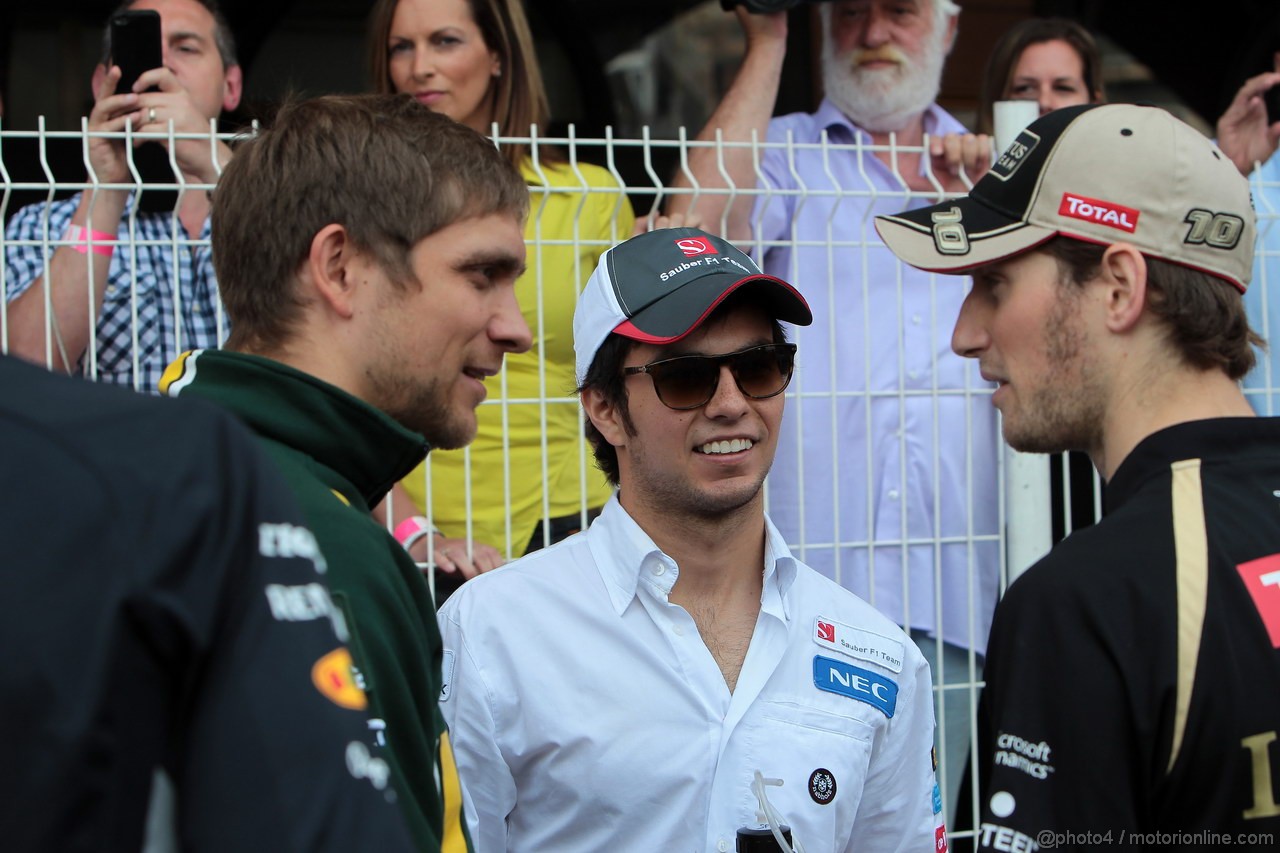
[[147, 106, 157, 124]]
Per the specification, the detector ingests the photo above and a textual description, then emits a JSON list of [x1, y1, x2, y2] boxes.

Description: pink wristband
[[393, 515, 437, 548], [64, 225, 115, 257]]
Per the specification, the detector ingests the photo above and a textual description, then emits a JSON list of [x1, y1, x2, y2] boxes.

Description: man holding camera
[[3, 0, 241, 391], [668, 0, 999, 813]]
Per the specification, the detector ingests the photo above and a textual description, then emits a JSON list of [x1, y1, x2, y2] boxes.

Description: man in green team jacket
[[162, 93, 532, 852]]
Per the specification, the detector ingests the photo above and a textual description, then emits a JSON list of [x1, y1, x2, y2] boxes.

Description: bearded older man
[[669, 0, 1000, 819]]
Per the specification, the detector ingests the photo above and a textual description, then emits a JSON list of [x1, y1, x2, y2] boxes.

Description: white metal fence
[[5, 122, 1277, 839]]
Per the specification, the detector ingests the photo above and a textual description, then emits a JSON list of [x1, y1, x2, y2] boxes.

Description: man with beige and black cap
[[876, 102, 1280, 846], [437, 227, 948, 852]]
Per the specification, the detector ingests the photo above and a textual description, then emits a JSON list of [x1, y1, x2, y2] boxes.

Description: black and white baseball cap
[[573, 227, 813, 385], [873, 103, 1256, 292]]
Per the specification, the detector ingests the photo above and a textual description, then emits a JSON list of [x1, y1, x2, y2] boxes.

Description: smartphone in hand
[[110, 9, 163, 94]]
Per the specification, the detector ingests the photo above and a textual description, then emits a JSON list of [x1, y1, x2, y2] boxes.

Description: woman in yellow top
[[369, 0, 635, 580]]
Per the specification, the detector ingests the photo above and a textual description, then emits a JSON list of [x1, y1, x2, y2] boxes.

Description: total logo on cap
[[1058, 193, 1139, 233]]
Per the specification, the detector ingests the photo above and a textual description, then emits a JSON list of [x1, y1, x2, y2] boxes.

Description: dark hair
[[1041, 236, 1264, 380], [212, 93, 529, 354], [367, 0, 555, 169], [578, 295, 789, 486], [976, 17, 1103, 136], [580, 333, 635, 487], [101, 0, 239, 71]]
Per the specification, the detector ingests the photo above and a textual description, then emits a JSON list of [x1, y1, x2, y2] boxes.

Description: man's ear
[[221, 64, 243, 114], [581, 386, 629, 449], [303, 224, 362, 320], [1098, 242, 1149, 334], [942, 10, 959, 55]]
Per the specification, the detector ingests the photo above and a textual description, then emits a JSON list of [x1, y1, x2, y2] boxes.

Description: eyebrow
[[455, 250, 525, 280], [168, 30, 209, 45], [391, 25, 464, 39], [1013, 75, 1081, 83]]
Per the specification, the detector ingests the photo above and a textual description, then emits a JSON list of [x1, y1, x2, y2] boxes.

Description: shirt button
[[911, 314, 922, 325], [673, 624, 684, 636], [651, 564, 665, 576], [718, 840, 729, 852], [888, 489, 900, 500], [909, 369, 920, 380]]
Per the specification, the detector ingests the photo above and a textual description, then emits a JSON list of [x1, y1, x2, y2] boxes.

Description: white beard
[[821, 29, 948, 133]]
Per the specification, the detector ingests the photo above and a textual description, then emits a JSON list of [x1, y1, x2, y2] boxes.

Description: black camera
[[719, 0, 832, 12]]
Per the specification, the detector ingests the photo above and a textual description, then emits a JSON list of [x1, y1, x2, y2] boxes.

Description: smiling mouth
[[697, 438, 754, 455]]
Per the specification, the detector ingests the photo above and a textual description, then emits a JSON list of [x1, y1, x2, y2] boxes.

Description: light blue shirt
[[751, 99, 1001, 654], [1244, 153, 1280, 413], [438, 496, 941, 853], [3, 193, 224, 392]]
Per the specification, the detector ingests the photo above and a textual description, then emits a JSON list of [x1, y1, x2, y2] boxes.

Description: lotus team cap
[[573, 227, 813, 385], [873, 103, 1256, 292]]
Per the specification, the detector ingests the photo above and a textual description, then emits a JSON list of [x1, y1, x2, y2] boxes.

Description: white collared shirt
[[438, 496, 942, 852]]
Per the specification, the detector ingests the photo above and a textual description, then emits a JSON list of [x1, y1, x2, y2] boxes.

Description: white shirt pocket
[[742, 700, 875, 853]]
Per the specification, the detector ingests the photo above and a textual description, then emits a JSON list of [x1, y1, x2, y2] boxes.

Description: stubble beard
[[626, 442, 769, 524], [1001, 288, 1105, 456], [821, 29, 948, 132], [378, 374, 476, 451]]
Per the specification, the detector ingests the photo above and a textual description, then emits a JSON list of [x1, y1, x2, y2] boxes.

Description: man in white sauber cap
[[876, 102, 1280, 846], [437, 226, 947, 852]]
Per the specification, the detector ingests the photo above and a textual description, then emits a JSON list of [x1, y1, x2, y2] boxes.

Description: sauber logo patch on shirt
[[813, 655, 898, 717], [1059, 193, 1140, 233], [1237, 553, 1280, 647], [812, 616, 904, 672], [675, 236, 717, 257]]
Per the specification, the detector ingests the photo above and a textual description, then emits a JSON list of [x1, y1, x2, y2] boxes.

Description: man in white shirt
[[438, 227, 945, 853]]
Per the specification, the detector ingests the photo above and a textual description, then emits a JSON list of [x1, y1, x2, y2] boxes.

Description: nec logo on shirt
[[1059, 193, 1139, 233], [675, 237, 718, 257], [813, 655, 898, 717]]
